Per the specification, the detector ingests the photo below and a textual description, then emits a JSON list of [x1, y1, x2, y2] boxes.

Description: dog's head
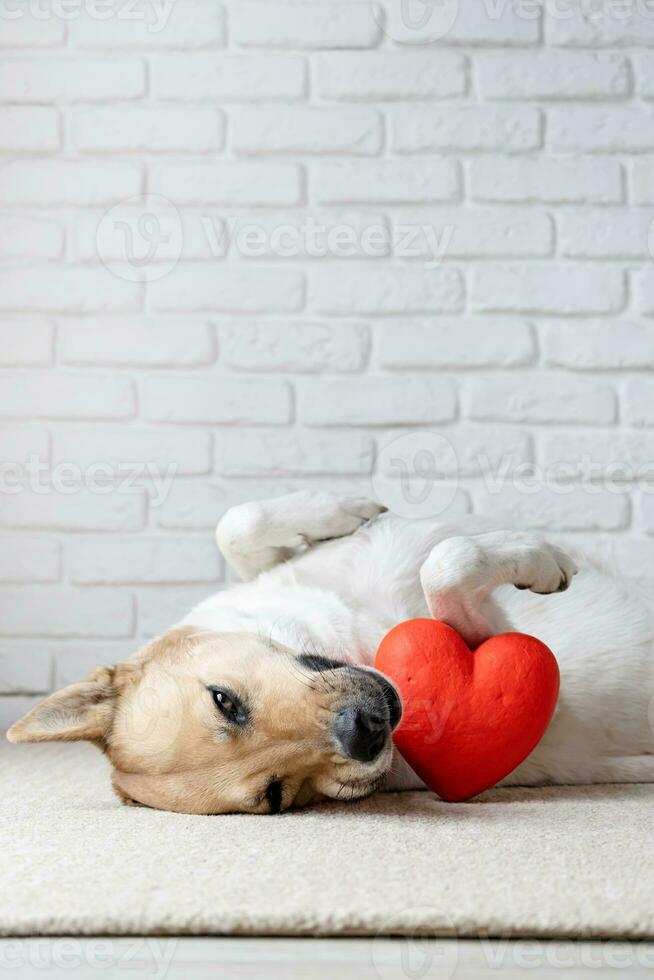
[[7, 627, 401, 814]]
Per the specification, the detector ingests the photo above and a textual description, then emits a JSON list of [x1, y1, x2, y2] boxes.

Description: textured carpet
[[1, 739, 652, 939]]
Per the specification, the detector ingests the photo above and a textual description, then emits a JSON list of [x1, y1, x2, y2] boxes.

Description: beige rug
[[1, 739, 652, 939]]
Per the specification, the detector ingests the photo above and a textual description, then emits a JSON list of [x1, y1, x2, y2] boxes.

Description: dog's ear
[[6, 664, 136, 744]]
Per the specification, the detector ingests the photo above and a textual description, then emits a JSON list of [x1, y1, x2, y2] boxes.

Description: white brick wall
[[1, 0, 654, 721]]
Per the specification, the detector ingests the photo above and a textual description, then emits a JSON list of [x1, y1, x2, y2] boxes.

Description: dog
[[8, 491, 654, 814]]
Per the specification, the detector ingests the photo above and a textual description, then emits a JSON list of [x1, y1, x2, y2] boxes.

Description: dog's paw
[[514, 541, 578, 596], [301, 493, 387, 542]]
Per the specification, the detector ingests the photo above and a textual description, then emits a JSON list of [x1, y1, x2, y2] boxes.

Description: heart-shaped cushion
[[375, 619, 559, 801]]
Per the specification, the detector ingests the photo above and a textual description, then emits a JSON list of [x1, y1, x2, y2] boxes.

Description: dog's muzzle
[[332, 672, 402, 763]]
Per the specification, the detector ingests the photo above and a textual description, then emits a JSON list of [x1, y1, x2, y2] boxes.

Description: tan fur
[[7, 626, 390, 815]]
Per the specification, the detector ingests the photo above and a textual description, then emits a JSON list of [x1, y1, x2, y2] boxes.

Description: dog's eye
[[208, 687, 248, 726]]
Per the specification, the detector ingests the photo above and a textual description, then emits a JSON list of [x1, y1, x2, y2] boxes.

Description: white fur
[[181, 491, 654, 792]]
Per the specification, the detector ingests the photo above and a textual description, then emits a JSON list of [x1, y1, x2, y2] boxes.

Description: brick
[[542, 321, 654, 369], [0, 217, 63, 260], [150, 162, 303, 206], [156, 477, 385, 532], [465, 374, 616, 425], [550, 107, 654, 152], [471, 266, 625, 315], [0, 645, 52, 693], [623, 377, 654, 426], [634, 268, 654, 314], [53, 642, 136, 687], [635, 55, 654, 97], [547, 10, 654, 46], [0, 537, 61, 584], [379, 319, 535, 368], [377, 425, 531, 480], [0, 428, 49, 467], [0, 160, 142, 206], [214, 431, 374, 476], [52, 428, 212, 476], [0, 17, 65, 47], [71, 537, 222, 585], [233, 107, 381, 156], [470, 158, 623, 204], [393, 106, 541, 153], [477, 51, 631, 99], [559, 210, 653, 258], [153, 54, 306, 101], [0, 588, 134, 638], [310, 266, 463, 314], [212, 209, 389, 261], [471, 485, 628, 532], [539, 431, 654, 476], [72, 209, 192, 263], [0, 106, 59, 152], [71, 1, 225, 48], [155, 479, 239, 530], [0, 266, 140, 314], [0, 373, 135, 421], [138, 585, 215, 638], [317, 51, 466, 100], [639, 493, 654, 534], [59, 319, 214, 367], [221, 322, 369, 372], [373, 475, 470, 521], [300, 378, 456, 426], [142, 377, 291, 425], [391, 208, 553, 258], [0, 320, 53, 365], [232, 2, 381, 49], [149, 266, 304, 314], [0, 488, 146, 533], [73, 107, 224, 153], [314, 161, 460, 204], [384, 2, 540, 46], [0, 58, 146, 101], [631, 159, 654, 203]]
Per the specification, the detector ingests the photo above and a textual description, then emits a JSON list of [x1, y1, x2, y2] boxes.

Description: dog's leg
[[420, 531, 578, 647], [216, 491, 386, 581]]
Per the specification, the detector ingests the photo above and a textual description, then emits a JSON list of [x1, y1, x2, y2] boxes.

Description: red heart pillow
[[375, 619, 559, 802]]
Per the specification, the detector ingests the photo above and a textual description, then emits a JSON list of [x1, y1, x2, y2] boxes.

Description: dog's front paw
[[514, 541, 578, 595], [303, 493, 387, 542]]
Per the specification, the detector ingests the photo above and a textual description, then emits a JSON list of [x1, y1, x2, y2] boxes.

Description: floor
[[1, 938, 653, 979], [3, 741, 653, 941]]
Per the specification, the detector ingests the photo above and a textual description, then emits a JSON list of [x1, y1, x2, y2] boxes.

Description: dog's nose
[[333, 705, 388, 762]]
